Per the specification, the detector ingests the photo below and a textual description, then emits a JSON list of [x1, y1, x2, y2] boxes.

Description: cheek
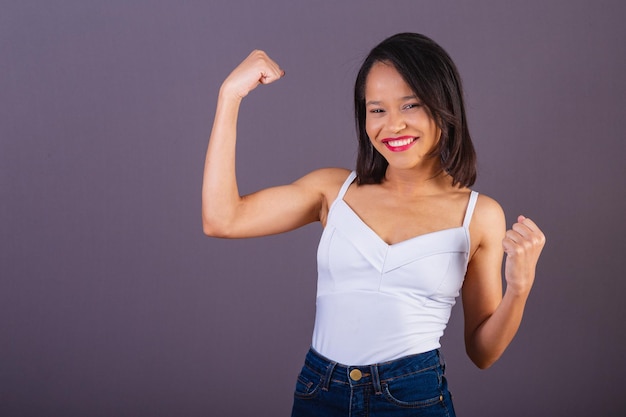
[[365, 117, 381, 140]]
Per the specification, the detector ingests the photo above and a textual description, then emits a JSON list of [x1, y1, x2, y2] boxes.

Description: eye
[[403, 102, 423, 110], [369, 108, 385, 114]]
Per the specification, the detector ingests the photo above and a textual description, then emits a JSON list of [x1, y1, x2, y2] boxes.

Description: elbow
[[202, 200, 236, 237], [202, 223, 231, 238], [471, 357, 496, 370], [202, 198, 243, 238], [466, 346, 500, 370], [467, 352, 499, 371], [202, 214, 234, 238], [202, 222, 221, 237]]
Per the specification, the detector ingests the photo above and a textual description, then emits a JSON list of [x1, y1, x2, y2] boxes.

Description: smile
[[381, 136, 418, 152]]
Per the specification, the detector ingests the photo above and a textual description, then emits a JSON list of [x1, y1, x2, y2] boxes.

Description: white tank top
[[311, 171, 478, 365]]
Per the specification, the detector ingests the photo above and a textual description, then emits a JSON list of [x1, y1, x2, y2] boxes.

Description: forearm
[[465, 288, 529, 369], [202, 90, 244, 236]]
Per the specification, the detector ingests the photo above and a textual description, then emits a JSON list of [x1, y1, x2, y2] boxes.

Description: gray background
[[2, 0, 625, 416]]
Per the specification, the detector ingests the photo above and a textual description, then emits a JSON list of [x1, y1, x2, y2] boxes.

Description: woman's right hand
[[220, 50, 285, 100]]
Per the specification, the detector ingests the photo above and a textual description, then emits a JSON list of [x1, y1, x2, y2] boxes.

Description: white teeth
[[387, 138, 414, 147]]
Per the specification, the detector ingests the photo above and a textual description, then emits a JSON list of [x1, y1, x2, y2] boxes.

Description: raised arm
[[462, 196, 546, 369], [202, 50, 343, 238]]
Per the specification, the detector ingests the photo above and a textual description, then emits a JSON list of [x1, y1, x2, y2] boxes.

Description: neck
[[382, 166, 452, 196]]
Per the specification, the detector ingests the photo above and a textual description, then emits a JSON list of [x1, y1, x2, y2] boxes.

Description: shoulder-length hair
[[354, 33, 476, 187]]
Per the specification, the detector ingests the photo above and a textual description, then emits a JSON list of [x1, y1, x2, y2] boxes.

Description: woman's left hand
[[502, 215, 546, 296]]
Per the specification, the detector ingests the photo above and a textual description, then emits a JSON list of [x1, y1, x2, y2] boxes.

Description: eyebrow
[[365, 95, 419, 106]]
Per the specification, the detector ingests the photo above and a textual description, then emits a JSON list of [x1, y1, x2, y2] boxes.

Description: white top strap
[[462, 191, 479, 228], [336, 171, 357, 200]]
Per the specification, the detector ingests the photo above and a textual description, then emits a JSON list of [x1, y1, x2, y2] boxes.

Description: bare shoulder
[[295, 167, 352, 195], [470, 193, 506, 250], [474, 194, 505, 224]]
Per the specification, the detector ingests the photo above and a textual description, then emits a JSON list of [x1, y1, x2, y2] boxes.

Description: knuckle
[[532, 233, 546, 247], [251, 50, 267, 61]]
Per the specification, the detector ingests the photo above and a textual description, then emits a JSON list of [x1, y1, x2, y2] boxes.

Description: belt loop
[[437, 349, 446, 373], [370, 364, 382, 395], [322, 361, 337, 391]]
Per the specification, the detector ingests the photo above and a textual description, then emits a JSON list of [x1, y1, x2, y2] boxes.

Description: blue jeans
[[291, 348, 456, 417]]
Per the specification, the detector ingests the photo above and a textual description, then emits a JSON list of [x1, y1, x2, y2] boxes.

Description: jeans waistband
[[304, 347, 443, 394]]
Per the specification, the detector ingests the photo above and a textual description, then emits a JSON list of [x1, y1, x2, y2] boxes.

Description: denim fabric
[[291, 348, 456, 417]]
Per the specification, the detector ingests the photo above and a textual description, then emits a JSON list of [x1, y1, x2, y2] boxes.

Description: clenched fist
[[502, 215, 546, 296], [220, 50, 285, 100]]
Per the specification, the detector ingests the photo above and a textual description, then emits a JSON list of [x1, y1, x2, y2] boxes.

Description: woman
[[202, 33, 545, 417]]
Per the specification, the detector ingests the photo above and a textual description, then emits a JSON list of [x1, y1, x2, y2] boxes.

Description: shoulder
[[469, 193, 506, 252], [295, 167, 352, 193], [473, 193, 505, 224]]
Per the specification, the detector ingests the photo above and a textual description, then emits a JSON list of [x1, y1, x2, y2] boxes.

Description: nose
[[388, 110, 406, 133]]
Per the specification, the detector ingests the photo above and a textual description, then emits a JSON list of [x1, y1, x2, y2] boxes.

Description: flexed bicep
[[203, 168, 349, 239]]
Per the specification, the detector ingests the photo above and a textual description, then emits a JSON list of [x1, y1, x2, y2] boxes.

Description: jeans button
[[349, 369, 362, 381]]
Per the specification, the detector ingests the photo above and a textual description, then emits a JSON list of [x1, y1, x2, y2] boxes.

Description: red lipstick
[[381, 136, 418, 152]]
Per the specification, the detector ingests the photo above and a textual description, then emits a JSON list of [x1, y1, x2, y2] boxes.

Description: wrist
[[218, 83, 245, 104], [504, 285, 531, 302]]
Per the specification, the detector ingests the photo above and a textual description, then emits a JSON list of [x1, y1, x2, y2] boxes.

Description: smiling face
[[364, 61, 442, 174]]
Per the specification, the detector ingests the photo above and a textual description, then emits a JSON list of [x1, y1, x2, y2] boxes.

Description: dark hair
[[354, 33, 476, 187]]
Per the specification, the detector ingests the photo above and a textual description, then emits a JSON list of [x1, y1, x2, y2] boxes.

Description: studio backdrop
[[2, 1, 625, 416]]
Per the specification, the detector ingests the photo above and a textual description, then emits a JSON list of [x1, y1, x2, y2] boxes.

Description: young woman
[[202, 33, 545, 417]]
